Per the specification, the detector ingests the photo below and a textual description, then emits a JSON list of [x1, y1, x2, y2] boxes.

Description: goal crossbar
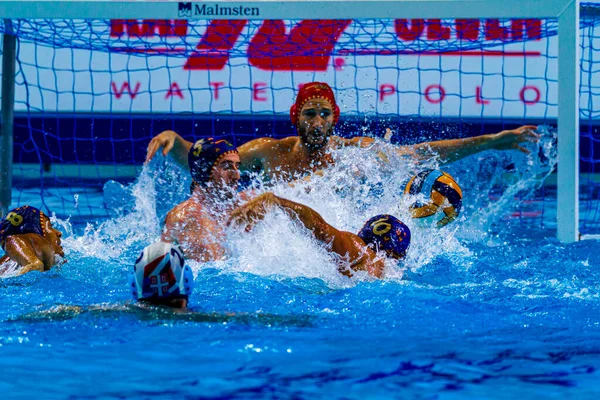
[[0, 0, 578, 20]]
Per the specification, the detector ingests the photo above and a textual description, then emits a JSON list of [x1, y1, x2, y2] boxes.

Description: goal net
[[0, 0, 588, 241]]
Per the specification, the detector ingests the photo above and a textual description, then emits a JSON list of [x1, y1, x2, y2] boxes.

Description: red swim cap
[[290, 82, 340, 126]]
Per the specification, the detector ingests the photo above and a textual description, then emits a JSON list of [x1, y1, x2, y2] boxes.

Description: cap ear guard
[[182, 264, 194, 296], [128, 272, 140, 300]]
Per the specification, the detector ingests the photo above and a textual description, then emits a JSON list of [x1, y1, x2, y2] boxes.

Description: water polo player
[[228, 193, 411, 278], [0, 205, 65, 276], [146, 81, 538, 182], [129, 241, 194, 309], [162, 137, 251, 262]]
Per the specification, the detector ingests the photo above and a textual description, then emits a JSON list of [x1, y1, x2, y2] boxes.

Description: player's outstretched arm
[[409, 125, 540, 164], [146, 130, 276, 175], [336, 126, 539, 166], [267, 195, 384, 278], [145, 130, 193, 167], [228, 193, 384, 277]]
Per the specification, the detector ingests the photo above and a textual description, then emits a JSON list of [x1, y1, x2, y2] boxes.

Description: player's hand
[[145, 130, 178, 164], [384, 128, 394, 141], [55, 242, 65, 258], [492, 125, 539, 154], [227, 192, 278, 230]]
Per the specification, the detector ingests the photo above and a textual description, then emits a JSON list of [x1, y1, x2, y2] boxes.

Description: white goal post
[[0, 0, 581, 242]]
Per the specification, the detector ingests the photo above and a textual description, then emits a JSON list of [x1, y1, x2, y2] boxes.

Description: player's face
[[41, 216, 64, 257], [297, 99, 335, 148], [210, 152, 241, 194]]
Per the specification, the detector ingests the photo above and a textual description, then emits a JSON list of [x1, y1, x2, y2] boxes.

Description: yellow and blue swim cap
[[0, 205, 45, 249], [358, 214, 411, 260], [188, 137, 238, 189]]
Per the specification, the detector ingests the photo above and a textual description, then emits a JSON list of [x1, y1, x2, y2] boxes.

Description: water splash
[[51, 127, 558, 287], [61, 165, 164, 262], [453, 125, 558, 240], [226, 210, 354, 289]]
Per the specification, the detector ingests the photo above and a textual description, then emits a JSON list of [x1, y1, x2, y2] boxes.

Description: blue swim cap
[[0, 205, 45, 249], [358, 214, 411, 259], [129, 242, 194, 301], [188, 138, 238, 189]]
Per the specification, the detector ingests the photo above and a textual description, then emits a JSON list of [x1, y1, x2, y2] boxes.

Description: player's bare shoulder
[[249, 136, 297, 149], [238, 189, 257, 202], [238, 136, 276, 151], [165, 198, 204, 225], [243, 136, 299, 158], [272, 136, 300, 152], [238, 136, 297, 159]]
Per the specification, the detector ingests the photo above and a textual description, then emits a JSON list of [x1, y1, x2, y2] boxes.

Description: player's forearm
[[273, 196, 334, 243], [18, 260, 45, 275], [367, 259, 385, 279], [172, 135, 193, 167], [411, 133, 495, 164]]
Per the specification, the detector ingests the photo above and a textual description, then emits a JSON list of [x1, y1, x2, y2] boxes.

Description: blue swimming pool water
[[1, 134, 600, 399]]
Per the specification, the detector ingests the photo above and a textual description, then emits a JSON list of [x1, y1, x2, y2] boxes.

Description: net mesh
[[0, 11, 597, 226]]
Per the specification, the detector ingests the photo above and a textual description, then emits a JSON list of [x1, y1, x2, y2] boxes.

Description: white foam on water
[[226, 210, 354, 288], [60, 165, 163, 262]]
